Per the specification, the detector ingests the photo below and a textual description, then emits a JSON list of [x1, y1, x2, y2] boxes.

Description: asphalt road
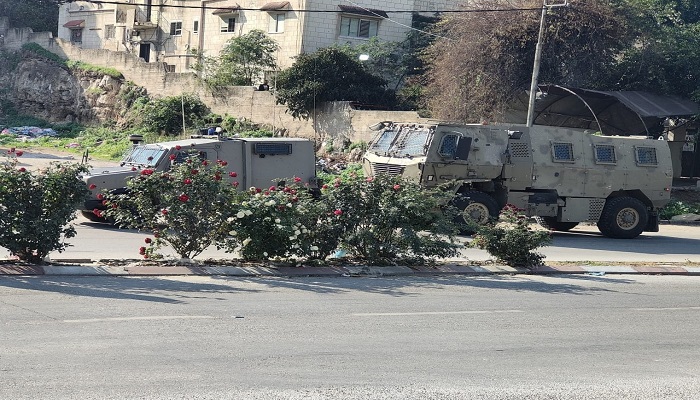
[[2, 274, 700, 399], [2, 215, 699, 263]]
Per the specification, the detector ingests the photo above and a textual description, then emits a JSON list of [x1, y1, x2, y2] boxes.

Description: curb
[[1, 262, 699, 277]]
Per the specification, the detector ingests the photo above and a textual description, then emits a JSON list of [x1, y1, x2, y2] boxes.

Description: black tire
[[597, 196, 648, 239], [80, 210, 108, 223], [452, 191, 500, 234], [535, 216, 579, 232]]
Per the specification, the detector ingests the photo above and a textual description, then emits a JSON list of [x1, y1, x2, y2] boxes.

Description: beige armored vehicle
[[82, 135, 317, 221], [363, 122, 673, 238]]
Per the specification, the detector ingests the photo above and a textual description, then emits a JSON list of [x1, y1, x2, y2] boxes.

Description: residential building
[[57, 0, 454, 77]]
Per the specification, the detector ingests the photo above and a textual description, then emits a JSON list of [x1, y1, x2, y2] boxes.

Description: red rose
[[214, 174, 222, 181], [175, 145, 182, 150], [9, 147, 15, 153], [97, 193, 105, 200], [15, 150, 23, 157], [191, 169, 199, 175], [18, 167, 26, 172], [229, 171, 237, 177], [202, 160, 209, 166], [393, 184, 401, 191], [139, 246, 146, 255], [141, 169, 154, 176], [161, 209, 168, 215], [184, 178, 192, 185], [88, 184, 97, 190], [255, 188, 262, 193], [145, 238, 152, 244], [179, 194, 189, 202], [333, 209, 343, 216], [334, 182, 340, 187], [294, 176, 302, 183], [218, 160, 228, 166], [366, 177, 374, 182], [169, 154, 176, 160], [322, 184, 329, 189], [232, 181, 240, 187], [269, 185, 276, 191], [92, 209, 103, 218], [264, 191, 270, 196]]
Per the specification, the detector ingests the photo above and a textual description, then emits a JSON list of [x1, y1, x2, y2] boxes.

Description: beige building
[[58, 0, 454, 79]]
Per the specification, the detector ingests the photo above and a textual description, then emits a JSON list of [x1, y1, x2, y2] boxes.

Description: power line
[[84, 0, 543, 14]]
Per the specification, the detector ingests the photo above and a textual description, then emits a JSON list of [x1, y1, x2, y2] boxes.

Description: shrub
[[659, 200, 700, 220], [103, 154, 238, 260], [135, 94, 210, 136], [223, 179, 343, 262], [0, 150, 89, 263], [321, 173, 460, 265], [470, 207, 552, 267]]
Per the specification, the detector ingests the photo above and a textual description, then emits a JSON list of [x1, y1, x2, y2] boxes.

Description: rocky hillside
[[0, 50, 125, 125]]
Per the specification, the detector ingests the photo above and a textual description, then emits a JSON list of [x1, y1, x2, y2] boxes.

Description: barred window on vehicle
[[439, 135, 459, 158], [635, 146, 658, 166], [594, 144, 616, 164], [551, 142, 574, 162]]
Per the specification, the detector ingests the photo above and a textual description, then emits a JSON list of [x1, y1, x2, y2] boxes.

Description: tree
[[275, 48, 394, 120], [423, 0, 628, 122], [0, 0, 61, 35], [604, 0, 700, 102], [195, 30, 279, 87]]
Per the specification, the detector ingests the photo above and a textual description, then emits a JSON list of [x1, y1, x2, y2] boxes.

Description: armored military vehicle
[[362, 122, 673, 238], [82, 135, 317, 221]]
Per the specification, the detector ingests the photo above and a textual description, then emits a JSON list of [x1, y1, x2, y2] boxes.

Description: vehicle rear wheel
[[80, 210, 108, 223], [534, 216, 579, 232], [452, 191, 500, 234], [597, 196, 648, 239]]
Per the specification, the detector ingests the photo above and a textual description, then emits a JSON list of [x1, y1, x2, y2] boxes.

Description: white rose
[[236, 211, 245, 218], [242, 238, 251, 246]]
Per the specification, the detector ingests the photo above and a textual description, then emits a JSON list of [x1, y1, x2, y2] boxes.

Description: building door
[[139, 43, 150, 62]]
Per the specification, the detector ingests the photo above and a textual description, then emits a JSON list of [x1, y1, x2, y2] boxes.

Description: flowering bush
[[321, 173, 460, 265], [223, 178, 343, 261], [469, 206, 552, 267], [0, 149, 89, 263], [103, 155, 239, 260]]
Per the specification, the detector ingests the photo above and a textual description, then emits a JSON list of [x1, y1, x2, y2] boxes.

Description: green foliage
[[21, 43, 64, 64], [320, 173, 460, 265], [275, 48, 394, 119], [470, 207, 552, 267], [135, 94, 210, 136], [65, 60, 123, 80], [659, 199, 700, 219], [0, 0, 60, 35], [224, 179, 343, 262], [194, 30, 279, 88], [0, 150, 89, 263], [104, 155, 238, 260]]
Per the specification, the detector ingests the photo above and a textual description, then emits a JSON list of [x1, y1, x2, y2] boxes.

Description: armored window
[[552, 142, 574, 162], [254, 143, 292, 155], [439, 135, 459, 158], [393, 127, 429, 156], [173, 151, 207, 164], [635, 146, 658, 166], [594, 144, 616, 164]]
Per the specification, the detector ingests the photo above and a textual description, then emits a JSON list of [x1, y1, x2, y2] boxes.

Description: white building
[[57, 0, 455, 75]]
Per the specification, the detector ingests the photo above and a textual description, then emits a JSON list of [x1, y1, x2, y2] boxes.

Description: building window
[[105, 24, 115, 39], [170, 21, 182, 36], [193, 20, 199, 34], [70, 29, 83, 44], [340, 16, 378, 38], [269, 13, 285, 33], [221, 18, 235, 33]]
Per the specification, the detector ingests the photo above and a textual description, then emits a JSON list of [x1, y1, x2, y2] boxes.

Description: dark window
[[594, 144, 616, 164], [439, 135, 459, 158], [170, 21, 182, 36], [193, 20, 199, 34], [221, 18, 235, 33], [552, 142, 574, 162], [636, 147, 658, 165], [254, 143, 292, 155]]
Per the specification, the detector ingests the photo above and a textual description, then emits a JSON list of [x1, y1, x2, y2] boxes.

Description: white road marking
[[63, 315, 216, 323], [352, 310, 524, 317], [633, 307, 700, 311]]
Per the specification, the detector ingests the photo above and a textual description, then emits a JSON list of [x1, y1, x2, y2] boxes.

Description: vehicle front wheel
[[452, 191, 500, 234], [535, 216, 579, 232], [597, 196, 648, 239]]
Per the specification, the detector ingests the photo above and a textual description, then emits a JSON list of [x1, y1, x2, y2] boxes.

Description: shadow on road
[[550, 229, 700, 255]]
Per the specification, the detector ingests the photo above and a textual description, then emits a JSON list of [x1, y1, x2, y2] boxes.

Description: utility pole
[[526, 0, 569, 127]]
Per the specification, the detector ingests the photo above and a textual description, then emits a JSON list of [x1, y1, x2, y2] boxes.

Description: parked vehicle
[[363, 122, 673, 238], [82, 134, 317, 221]]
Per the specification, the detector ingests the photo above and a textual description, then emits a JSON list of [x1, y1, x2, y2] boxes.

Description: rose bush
[[321, 173, 460, 265], [0, 149, 89, 263], [103, 155, 240, 260]]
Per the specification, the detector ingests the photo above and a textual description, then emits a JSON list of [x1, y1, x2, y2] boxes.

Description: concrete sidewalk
[[1, 261, 699, 277]]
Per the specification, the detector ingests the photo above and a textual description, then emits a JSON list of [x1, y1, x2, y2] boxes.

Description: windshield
[[121, 145, 167, 167], [369, 126, 432, 156]]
